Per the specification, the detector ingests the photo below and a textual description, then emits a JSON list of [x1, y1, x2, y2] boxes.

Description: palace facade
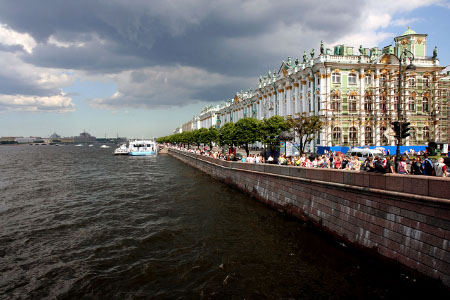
[[176, 27, 449, 151]]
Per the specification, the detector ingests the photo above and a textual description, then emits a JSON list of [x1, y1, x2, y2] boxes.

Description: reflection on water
[[0, 145, 447, 299]]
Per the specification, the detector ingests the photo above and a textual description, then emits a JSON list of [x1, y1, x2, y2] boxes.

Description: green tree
[[219, 122, 236, 151], [195, 128, 209, 149], [286, 115, 323, 155], [204, 127, 219, 151], [260, 116, 289, 153], [234, 117, 261, 157]]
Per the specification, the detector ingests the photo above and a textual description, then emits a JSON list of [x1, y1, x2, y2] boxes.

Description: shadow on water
[[0, 145, 448, 299]]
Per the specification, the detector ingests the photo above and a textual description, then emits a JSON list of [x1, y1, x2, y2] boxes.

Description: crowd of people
[[168, 145, 448, 177]]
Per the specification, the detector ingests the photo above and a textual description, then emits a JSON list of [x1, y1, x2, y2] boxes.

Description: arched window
[[332, 127, 341, 145], [408, 78, 415, 87], [331, 95, 340, 111], [365, 75, 372, 85], [380, 96, 387, 111], [394, 96, 399, 111], [365, 126, 373, 144], [408, 97, 416, 111], [423, 77, 430, 87], [410, 127, 416, 142], [332, 72, 341, 84], [422, 97, 429, 112], [349, 127, 358, 142], [423, 126, 430, 141], [348, 73, 357, 85], [381, 126, 388, 144], [364, 96, 373, 111], [379, 75, 387, 86], [348, 95, 357, 112]]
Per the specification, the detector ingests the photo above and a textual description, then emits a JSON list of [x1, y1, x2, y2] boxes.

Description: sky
[[0, 0, 449, 139]]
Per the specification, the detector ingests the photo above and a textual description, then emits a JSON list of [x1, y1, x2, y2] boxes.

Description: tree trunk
[[245, 144, 249, 157]]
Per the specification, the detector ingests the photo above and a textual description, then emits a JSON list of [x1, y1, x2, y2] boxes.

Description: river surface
[[0, 145, 448, 299]]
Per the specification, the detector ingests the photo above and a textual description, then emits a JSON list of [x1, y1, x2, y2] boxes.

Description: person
[[435, 157, 448, 177], [387, 149, 390, 156], [364, 157, 375, 172], [398, 156, 409, 174], [267, 155, 274, 163], [374, 156, 385, 173], [422, 154, 435, 176], [385, 156, 393, 173], [411, 156, 423, 175], [334, 157, 342, 169]]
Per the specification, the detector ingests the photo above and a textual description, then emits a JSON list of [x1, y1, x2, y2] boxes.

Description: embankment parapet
[[168, 149, 450, 286]]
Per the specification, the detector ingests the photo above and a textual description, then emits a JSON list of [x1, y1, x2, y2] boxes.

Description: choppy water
[[0, 145, 447, 299]]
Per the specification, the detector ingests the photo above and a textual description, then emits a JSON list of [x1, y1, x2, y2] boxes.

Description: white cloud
[[48, 35, 86, 48], [0, 24, 36, 53], [0, 93, 74, 112]]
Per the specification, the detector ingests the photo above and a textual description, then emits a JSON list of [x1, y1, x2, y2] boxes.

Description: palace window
[[408, 96, 416, 111], [349, 127, 358, 141], [332, 127, 342, 145], [379, 75, 387, 86], [364, 96, 373, 111], [348, 73, 357, 85], [365, 75, 372, 85], [348, 95, 357, 112], [394, 96, 399, 111], [365, 126, 373, 144], [380, 96, 387, 111], [410, 127, 416, 141], [332, 72, 341, 84], [422, 97, 429, 112], [408, 78, 416, 87], [393, 76, 399, 87], [381, 127, 388, 144], [423, 126, 430, 140], [423, 77, 430, 87], [331, 95, 341, 111]]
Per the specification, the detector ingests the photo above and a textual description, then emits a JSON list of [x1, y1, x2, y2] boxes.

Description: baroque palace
[[175, 27, 449, 152]]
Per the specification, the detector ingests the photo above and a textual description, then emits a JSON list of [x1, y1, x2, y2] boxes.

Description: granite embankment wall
[[168, 149, 450, 286]]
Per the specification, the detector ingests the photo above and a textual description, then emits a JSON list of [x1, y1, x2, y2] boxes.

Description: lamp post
[[395, 49, 416, 157]]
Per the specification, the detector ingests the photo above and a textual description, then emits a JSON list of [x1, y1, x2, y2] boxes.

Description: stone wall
[[168, 149, 450, 286]]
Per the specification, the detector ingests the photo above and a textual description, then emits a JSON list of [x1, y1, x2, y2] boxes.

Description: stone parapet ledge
[[169, 149, 450, 202]]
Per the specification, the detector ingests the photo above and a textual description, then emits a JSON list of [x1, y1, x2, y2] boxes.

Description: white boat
[[100, 145, 111, 149], [75, 144, 83, 147], [114, 144, 129, 155], [89, 144, 94, 147], [128, 140, 157, 156]]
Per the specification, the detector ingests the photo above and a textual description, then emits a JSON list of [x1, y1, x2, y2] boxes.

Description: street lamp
[[395, 49, 416, 157]]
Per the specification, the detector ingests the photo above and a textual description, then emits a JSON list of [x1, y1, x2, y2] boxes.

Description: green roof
[[402, 26, 417, 36]]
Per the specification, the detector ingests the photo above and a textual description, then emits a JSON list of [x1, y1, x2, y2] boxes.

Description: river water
[[0, 145, 447, 299]]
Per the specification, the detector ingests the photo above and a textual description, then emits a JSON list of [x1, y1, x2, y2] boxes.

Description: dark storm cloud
[[0, 0, 363, 76]]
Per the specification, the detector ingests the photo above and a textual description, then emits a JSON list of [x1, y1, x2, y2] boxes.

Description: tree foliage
[[286, 115, 323, 155], [260, 116, 289, 152], [234, 117, 261, 156], [219, 122, 236, 148]]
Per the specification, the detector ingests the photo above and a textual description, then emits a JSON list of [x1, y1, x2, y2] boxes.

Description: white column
[[286, 86, 292, 117]]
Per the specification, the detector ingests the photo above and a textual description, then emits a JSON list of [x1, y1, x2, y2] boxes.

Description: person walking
[[411, 156, 423, 175], [435, 158, 448, 177]]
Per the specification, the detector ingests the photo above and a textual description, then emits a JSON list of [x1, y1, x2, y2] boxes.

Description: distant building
[[49, 132, 61, 139], [15, 137, 37, 143], [60, 138, 75, 143], [0, 136, 17, 143], [74, 131, 96, 143]]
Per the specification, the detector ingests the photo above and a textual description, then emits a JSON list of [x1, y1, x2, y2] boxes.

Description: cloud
[[87, 65, 254, 109], [0, 94, 74, 112], [0, 0, 447, 112]]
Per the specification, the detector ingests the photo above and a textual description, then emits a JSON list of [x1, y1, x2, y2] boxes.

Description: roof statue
[[273, 70, 277, 79], [268, 70, 272, 78], [402, 26, 417, 36], [286, 56, 292, 67], [295, 58, 299, 66], [433, 46, 437, 59], [303, 51, 307, 63], [310, 48, 314, 59], [320, 41, 324, 54], [259, 76, 263, 83], [359, 45, 364, 55]]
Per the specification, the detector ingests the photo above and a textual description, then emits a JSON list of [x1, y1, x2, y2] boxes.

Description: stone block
[[428, 177, 450, 199], [403, 176, 429, 197], [369, 173, 386, 190]]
